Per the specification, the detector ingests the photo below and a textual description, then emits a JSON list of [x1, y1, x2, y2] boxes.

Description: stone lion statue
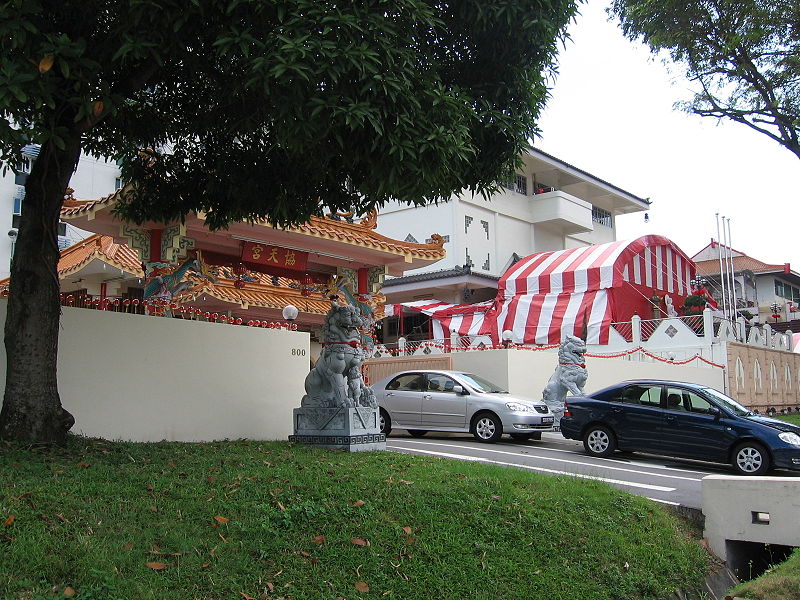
[[302, 301, 377, 409], [542, 335, 588, 418]]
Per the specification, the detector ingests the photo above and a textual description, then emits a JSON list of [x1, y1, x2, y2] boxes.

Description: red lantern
[[132, 299, 140, 306], [233, 263, 247, 276], [204, 311, 211, 319], [123, 299, 131, 306], [235, 318, 243, 325], [233, 279, 245, 289]]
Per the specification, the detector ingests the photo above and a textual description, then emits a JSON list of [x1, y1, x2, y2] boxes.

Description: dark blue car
[[560, 380, 800, 475]]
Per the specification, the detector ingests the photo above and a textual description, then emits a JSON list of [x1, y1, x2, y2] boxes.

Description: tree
[[0, 0, 578, 442], [610, 0, 800, 159]]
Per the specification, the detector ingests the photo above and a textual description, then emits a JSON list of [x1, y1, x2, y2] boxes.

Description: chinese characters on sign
[[242, 242, 309, 271]]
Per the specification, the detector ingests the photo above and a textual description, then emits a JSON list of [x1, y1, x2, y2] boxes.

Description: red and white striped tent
[[384, 299, 493, 341], [386, 235, 695, 346]]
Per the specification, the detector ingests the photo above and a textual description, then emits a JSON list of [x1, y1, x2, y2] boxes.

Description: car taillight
[[563, 401, 572, 418]]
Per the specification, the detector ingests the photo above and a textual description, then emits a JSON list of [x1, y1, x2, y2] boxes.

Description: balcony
[[528, 190, 593, 234]]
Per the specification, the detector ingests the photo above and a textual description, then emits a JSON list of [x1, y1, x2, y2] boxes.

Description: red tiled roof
[[695, 255, 786, 276], [60, 189, 446, 261]]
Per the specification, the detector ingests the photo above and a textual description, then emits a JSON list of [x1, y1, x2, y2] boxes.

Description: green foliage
[[681, 294, 708, 314], [0, 438, 712, 600], [610, 0, 800, 159], [730, 547, 800, 600], [0, 0, 579, 228]]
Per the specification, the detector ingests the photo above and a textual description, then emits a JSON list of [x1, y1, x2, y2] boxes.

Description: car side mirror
[[708, 406, 721, 417], [452, 385, 465, 395]]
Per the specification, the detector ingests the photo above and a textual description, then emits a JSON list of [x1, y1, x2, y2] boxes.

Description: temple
[[3, 188, 446, 348]]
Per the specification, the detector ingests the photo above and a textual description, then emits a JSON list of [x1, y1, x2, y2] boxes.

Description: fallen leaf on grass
[[355, 581, 370, 593], [148, 506, 158, 512], [146, 562, 167, 571], [352, 500, 365, 507], [240, 593, 256, 600], [312, 535, 325, 544], [76, 461, 91, 468], [63, 586, 76, 596], [351, 538, 370, 547], [38, 55, 54, 72], [398, 480, 414, 485], [201, 563, 211, 569], [2, 515, 14, 527], [401, 526, 412, 535], [214, 515, 230, 524], [207, 476, 217, 483], [299, 551, 311, 558]]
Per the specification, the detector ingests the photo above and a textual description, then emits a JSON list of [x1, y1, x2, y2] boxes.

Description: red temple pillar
[[357, 267, 368, 295], [149, 228, 163, 262]]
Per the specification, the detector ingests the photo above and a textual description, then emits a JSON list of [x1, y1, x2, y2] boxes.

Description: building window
[[464, 215, 473, 233], [592, 206, 612, 228], [13, 195, 22, 215], [514, 175, 527, 195], [115, 177, 124, 190], [404, 233, 418, 243], [481, 220, 489, 239], [775, 280, 800, 301], [499, 179, 515, 191], [465, 249, 474, 268], [482, 254, 490, 270]]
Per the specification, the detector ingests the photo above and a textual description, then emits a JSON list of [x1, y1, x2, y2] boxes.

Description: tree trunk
[[0, 136, 82, 443]]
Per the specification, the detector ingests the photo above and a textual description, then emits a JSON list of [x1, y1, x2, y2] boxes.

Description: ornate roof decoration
[[60, 188, 445, 260]]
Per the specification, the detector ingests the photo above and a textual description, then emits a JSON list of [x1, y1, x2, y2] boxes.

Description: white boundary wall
[[0, 301, 309, 441], [453, 349, 725, 398]]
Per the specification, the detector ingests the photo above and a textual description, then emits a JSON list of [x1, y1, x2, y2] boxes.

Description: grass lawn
[[773, 414, 800, 427], [730, 548, 800, 600], [0, 437, 711, 600]]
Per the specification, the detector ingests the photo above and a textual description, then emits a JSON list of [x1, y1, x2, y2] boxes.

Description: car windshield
[[701, 387, 754, 416], [456, 373, 508, 393]]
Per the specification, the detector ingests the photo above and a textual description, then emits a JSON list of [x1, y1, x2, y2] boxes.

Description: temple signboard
[[242, 242, 308, 271]]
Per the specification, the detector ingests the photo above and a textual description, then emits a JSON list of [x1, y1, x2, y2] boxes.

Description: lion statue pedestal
[[289, 300, 385, 451], [289, 406, 384, 452]]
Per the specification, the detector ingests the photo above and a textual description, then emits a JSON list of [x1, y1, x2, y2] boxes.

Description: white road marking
[[393, 447, 676, 492], [388, 440, 702, 482], [503, 440, 714, 475], [646, 497, 681, 506]]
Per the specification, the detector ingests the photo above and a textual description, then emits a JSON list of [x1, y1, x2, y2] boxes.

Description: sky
[[536, 1, 799, 266]]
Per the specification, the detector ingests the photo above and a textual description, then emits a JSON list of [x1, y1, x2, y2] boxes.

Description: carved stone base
[[289, 407, 386, 452]]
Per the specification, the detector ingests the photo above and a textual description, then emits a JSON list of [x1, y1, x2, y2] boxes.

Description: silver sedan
[[372, 369, 554, 443]]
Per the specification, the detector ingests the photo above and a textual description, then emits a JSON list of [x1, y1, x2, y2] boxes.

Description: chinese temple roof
[[0, 234, 143, 288], [61, 187, 446, 266], [0, 235, 335, 319]]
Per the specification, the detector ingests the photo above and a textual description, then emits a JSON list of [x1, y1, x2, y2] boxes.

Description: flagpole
[[716, 214, 728, 319]]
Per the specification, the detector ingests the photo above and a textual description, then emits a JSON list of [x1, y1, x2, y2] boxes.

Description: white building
[[0, 145, 120, 279], [375, 146, 651, 305]]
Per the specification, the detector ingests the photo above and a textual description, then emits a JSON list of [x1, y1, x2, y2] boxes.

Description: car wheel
[[583, 425, 617, 457], [472, 412, 503, 443], [379, 409, 392, 436], [510, 432, 542, 441], [731, 441, 770, 475], [407, 429, 428, 438]]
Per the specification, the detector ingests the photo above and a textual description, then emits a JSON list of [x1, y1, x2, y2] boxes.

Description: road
[[386, 432, 799, 509]]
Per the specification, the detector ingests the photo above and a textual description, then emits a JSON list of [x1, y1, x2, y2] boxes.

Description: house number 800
[[291, 348, 306, 356]]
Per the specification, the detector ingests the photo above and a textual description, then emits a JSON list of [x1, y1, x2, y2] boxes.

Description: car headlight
[[778, 432, 800, 447], [506, 402, 535, 412]]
